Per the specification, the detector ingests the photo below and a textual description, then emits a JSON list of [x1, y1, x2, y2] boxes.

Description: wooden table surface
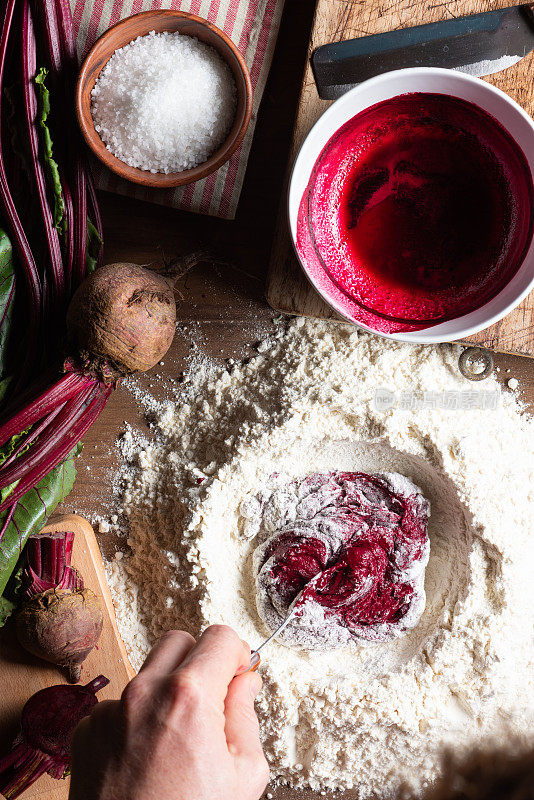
[[56, 3, 534, 796]]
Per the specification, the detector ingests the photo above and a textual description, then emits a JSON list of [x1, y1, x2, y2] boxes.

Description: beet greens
[[0, 0, 104, 614], [0, 0, 180, 619]]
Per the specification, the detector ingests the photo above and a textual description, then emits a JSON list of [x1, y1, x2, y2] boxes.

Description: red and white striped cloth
[[71, 0, 285, 218]]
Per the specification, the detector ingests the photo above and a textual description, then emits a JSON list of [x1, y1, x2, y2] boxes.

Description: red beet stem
[[36, 0, 88, 290], [72, 166, 87, 287], [0, 744, 54, 799], [54, 0, 77, 63], [23, 531, 81, 596], [0, 371, 93, 448], [64, 530, 74, 566], [0, 381, 98, 487], [21, 0, 65, 309], [0, 0, 42, 351], [0, 369, 59, 421], [37, 0, 63, 75], [33, 0, 79, 292], [0, 744, 26, 776], [85, 675, 110, 693], [87, 173, 104, 270], [0, 403, 66, 471], [61, 172, 74, 285], [54, 0, 88, 287], [0, 384, 111, 512], [25, 561, 82, 595]]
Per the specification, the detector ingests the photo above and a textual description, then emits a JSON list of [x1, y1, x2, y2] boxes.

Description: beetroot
[[0, 262, 177, 513], [67, 262, 177, 378], [0, 675, 109, 799], [15, 532, 103, 682]]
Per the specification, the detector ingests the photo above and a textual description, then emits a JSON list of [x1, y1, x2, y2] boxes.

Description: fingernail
[[250, 673, 262, 698]]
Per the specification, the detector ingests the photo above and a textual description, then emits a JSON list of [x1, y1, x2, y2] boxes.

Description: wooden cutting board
[[0, 514, 135, 800], [267, 0, 534, 357]]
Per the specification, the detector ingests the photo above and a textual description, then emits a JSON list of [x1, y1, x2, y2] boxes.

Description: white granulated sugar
[[106, 319, 534, 797], [91, 31, 236, 174]]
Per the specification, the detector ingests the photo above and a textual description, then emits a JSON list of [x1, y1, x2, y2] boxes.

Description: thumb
[[224, 671, 264, 758]]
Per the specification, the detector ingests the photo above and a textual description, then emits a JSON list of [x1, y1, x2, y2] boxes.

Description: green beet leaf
[[86, 217, 102, 274], [0, 229, 16, 384], [34, 68, 65, 234], [0, 565, 22, 626], [0, 447, 79, 609], [0, 593, 16, 625]]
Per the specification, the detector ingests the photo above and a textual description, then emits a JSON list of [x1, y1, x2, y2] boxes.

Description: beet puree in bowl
[[292, 75, 534, 339]]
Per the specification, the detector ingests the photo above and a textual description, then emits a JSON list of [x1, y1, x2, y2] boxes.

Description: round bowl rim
[[76, 9, 253, 188], [287, 66, 534, 344]]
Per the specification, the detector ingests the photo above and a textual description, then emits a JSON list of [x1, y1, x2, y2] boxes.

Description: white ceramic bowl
[[288, 67, 534, 343]]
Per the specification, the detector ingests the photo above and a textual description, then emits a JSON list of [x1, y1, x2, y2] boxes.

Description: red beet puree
[[297, 94, 534, 333], [254, 472, 430, 648]]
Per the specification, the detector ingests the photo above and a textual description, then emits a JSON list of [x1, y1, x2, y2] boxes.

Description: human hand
[[69, 625, 269, 800]]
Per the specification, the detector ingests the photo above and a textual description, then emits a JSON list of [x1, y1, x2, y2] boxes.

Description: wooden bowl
[[76, 10, 253, 188]]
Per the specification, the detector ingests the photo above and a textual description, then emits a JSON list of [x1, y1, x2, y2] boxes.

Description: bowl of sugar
[[76, 10, 253, 187]]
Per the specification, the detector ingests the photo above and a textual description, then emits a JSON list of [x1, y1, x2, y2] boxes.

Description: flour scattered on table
[[106, 319, 534, 797]]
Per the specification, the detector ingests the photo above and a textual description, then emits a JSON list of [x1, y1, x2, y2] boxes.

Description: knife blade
[[312, 4, 534, 100]]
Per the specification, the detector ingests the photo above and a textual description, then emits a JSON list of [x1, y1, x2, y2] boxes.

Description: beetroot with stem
[[0, 675, 109, 799], [15, 531, 103, 682], [22, 531, 81, 596], [0, 262, 176, 515]]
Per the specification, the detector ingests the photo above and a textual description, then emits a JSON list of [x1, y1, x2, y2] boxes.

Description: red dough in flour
[[254, 472, 430, 647]]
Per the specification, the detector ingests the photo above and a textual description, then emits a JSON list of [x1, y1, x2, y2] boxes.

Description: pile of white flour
[[105, 319, 534, 797]]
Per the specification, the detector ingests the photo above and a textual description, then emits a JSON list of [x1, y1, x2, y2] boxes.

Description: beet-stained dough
[[296, 94, 534, 333], [254, 472, 430, 649]]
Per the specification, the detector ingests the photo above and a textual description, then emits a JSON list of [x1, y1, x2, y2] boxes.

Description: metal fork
[[235, 587, 306, 676]]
